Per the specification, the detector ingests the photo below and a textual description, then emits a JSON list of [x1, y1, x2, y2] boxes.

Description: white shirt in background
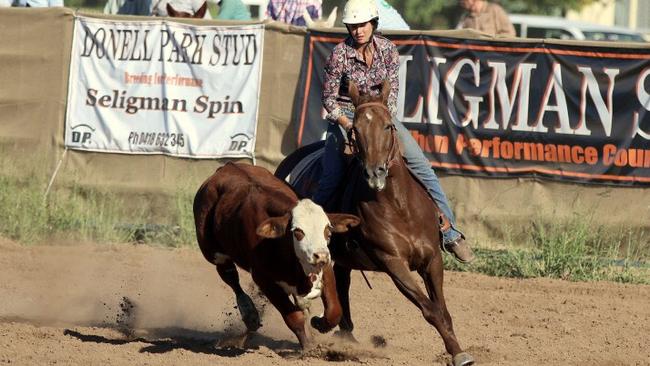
[[15, 0, 64, 6]]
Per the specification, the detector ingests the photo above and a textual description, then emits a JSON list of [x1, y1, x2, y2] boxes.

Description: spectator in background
[[266, 0, 321, 26], [456, 0, 515, 37], [151, 0, 212, 18], [14, 0, 63, 6], [104, 0, 152, 15], [375, 0, 409, 30], [215, 0, 251, 20], [104, 0, 214, 18], [104, 0, 250, 20]]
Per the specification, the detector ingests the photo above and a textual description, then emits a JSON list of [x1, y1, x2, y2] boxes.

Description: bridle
[[349, 102, 401, 169]]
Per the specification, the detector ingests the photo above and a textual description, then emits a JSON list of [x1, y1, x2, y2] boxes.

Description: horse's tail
[[274, 140, 325, 181]]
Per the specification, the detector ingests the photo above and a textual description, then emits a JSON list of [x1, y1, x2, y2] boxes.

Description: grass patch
[[444, 218, 649, 284], [118, 184, 197, 247], [1, 173, 126, 243], [0, 170, 196, 247], [1, 153, 647, 284], [0, 172, 143, 244]]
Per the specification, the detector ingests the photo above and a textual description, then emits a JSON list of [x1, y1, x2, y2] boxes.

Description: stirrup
[[443, 236, 475, 264], [439, 213, 474, 263]]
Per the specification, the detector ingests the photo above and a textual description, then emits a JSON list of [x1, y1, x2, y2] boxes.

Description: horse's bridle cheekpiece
[[352, 102, 400, 169]]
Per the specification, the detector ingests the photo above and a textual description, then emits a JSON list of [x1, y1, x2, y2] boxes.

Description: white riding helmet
[[342, 0, 379, 25]]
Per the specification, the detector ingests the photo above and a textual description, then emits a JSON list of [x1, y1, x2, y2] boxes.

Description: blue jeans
[[313, 116, 463, 244]]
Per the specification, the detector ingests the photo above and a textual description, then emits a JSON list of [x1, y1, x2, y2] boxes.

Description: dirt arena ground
[[0, 237, 648, 366]]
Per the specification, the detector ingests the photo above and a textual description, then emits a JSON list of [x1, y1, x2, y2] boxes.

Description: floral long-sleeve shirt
[[322, 35, 399, 122]]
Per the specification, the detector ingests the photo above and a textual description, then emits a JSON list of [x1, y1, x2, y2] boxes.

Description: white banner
[[65, 17, 264, 159]]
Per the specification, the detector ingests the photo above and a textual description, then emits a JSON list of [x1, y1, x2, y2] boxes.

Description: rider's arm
[[385, 43, 400, 117], [322, 44, 353, 130]]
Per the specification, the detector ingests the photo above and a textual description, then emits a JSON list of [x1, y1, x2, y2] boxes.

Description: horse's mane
[[354, 93, 383, 107]]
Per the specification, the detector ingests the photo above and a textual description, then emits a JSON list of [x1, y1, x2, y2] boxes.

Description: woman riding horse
[[314, 0, 474, 263]]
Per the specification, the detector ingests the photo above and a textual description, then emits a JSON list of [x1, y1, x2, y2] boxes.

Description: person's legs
[[313, 122, 346, 207], [392, 119, 475, 263]]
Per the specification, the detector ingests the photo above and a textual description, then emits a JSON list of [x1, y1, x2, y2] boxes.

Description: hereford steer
[[193, 163, 359, 348]]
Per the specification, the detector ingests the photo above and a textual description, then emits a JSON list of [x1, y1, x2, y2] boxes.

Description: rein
[[355, 102, 388, 112], [351, 102, 401, 169]]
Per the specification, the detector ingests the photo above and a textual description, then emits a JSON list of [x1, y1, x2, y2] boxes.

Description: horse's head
[[349, 79, 398, 191], [166, 1, 208, 18]]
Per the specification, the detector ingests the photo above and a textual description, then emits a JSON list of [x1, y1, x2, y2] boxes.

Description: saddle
[[288, 139, 368, 209]]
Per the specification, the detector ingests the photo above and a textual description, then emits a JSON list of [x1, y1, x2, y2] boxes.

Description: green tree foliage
[[391, 0, 460, 29], [499, 0, 598, 16], [323, 0, 599, 30]]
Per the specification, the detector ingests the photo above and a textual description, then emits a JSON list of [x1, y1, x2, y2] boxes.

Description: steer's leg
[[382, 256, 466, 362], [257, 280, 310, 349], [216, 261, 261, 332], [311, 264, 342, 333]]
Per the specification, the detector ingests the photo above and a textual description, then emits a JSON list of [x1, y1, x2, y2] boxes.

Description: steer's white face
[[256, 199, 360, 280], [290, 199, 333, 276]]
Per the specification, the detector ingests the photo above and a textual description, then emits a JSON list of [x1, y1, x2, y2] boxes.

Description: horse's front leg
[[382, 256, 472, 366], [419, 254, 474, 366], [332, 263, 357, 341]]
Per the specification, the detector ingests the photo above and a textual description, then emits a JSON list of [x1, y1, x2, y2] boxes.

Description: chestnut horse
[[275, 81, 474, 366]]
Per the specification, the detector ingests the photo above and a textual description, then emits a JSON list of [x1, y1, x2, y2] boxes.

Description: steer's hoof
[[241, 310, 261, 332], [311, 316, 334, 334], [452, 351, 475, 366], [236, 294, 261, 332]]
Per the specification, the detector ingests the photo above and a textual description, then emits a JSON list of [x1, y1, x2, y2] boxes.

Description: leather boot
[[439, 213, 475, 263]]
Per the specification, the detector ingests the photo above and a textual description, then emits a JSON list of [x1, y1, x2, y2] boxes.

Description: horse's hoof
[[333, 330, 358, 343], [242, 311, 261, 332], [217, 332, 251, 349], [452, 351, 475, 366], [300, 339, 316, 352], [311, 316, 334, 334]]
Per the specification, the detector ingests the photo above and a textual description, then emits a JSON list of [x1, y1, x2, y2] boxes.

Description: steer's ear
[[328, 214, 361, 233], [256, 214, 291, 238]]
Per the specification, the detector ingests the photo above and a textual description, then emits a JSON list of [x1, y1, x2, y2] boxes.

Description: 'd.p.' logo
[[228, 133, 252, 153], [68, 123, 96, 148]]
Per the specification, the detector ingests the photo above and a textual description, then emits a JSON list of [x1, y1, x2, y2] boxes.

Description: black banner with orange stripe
[[293, 31, 650, 186]]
